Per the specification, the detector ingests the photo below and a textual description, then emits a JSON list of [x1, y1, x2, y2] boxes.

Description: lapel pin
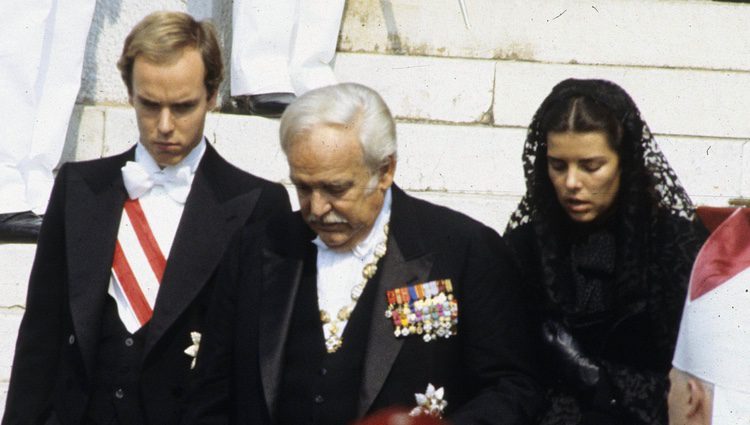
[[409, 383, 448, 418], [183, 331, 201, 369]]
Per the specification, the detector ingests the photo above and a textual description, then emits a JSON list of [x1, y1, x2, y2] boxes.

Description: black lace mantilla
[[506, 78, 695, 231]]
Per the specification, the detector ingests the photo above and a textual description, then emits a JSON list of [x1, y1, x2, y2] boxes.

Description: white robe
[[230, 0, 345, 96], [0, 0, 95, 214]]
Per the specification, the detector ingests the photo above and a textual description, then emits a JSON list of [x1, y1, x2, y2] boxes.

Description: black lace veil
[[506, 78, 695, 231]]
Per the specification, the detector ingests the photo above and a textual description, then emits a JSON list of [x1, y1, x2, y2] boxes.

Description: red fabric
[[690, 208, 750, 300], [352, 408, 448, 425], [124, 199, 167, 282], [110, 199, 167, 326], [112, 241, 153, 325], [695, 206, 737, 234]]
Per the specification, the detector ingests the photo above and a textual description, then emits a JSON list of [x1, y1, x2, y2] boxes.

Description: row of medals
[[385, 281, 458, 342]]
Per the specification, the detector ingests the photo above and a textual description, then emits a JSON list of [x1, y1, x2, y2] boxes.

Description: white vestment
[[230, 0, 345, 96], [0, 0, 96, 213]]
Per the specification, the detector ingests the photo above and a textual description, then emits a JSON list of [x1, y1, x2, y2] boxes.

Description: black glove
[[541, 319, 601, 389]]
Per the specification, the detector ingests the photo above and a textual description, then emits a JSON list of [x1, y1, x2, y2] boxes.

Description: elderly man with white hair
[[668, 208, 750, 425], [184, 83, 543, 425]]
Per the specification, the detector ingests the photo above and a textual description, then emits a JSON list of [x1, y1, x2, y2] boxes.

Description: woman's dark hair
[[531, 91, 647, 230], [539, 96, 624, 153]]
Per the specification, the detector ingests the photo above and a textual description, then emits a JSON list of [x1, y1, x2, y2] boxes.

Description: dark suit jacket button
[[314, 395, 324, 404], [68, 334, 75, 345], [115, 388, 124, 399], [124, 337, 134, 347], [319, 368, 327, 376]]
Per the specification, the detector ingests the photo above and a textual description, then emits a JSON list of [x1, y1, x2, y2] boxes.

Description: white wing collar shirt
[[109, 139, 206, 333], [314, 188, 392, 350]]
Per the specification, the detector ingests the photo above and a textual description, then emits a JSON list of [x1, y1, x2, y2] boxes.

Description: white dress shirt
[[314, 188, 392, 345]]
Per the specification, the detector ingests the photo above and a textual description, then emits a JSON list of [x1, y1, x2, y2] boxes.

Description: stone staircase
[[2, 0, 749, 414]]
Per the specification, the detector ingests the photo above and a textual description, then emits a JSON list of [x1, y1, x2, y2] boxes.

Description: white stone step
[[0, 309, 23, 419], [492, 61, 750, 139], [78, 48, 750, 140], [0, 245, 33, 417], [0, 310, 23, 378], [336, 53, 496, 124], [333, 53, 750, 138], [0, 245, 35, 308], [340, 0, 750, 71], [0, 381, 7, 420]]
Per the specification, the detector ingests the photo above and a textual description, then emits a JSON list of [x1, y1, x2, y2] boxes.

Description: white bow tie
[[121, 161, 192, 203]]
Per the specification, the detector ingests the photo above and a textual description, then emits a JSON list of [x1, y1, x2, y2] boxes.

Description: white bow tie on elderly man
[[121, 161, 193, 204]]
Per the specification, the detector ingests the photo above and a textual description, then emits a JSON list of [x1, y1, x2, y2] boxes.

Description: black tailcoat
[[184, 186, 542, 425], [2, 143, 291, 425]]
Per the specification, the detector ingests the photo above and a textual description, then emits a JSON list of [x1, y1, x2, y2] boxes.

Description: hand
[[541, 320, 601, 389]]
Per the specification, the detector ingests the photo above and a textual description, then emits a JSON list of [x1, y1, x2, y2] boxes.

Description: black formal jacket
[[2, 143, 291, 425], [183, 185, 542, 425]]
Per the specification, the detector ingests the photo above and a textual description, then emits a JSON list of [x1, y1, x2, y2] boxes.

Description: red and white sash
[[109, 199, 167, 332]]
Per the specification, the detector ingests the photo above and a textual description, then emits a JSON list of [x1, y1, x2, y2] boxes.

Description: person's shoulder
[[655, 210, 709, 241], [204, 148, 275, 187], [236, 209, 309, 256], [500, 221, 540, 271], [58, 149, 133, 181], [652, 210, 709, 259], [224, 165, 285, 194], [503, 220, 534, 241], [397, 191, 500, 246], [502, 221, 536, 250], [72, 148, 132, 166], [408, 193, 488, 229], [202, 146, 287, 196]]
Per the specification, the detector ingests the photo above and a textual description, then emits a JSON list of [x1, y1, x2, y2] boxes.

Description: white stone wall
[[341, 0, 750, 71], [2, 0, 750, 416]]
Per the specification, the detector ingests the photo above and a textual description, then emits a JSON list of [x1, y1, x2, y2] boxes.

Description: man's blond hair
[[117, 11, 223, 98]]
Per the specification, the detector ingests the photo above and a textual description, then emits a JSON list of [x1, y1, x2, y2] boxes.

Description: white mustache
[[307, 211, 348, 225]]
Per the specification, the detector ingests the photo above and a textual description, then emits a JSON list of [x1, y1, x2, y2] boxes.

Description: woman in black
[[504, 78, 707, 425]]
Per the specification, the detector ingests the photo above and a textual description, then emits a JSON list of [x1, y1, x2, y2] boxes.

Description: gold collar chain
[[319, 223, 389, 353]]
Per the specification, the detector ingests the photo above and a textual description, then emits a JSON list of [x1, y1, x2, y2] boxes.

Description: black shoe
[[0, 211, 43, 243], [225, 92, 296, 118]]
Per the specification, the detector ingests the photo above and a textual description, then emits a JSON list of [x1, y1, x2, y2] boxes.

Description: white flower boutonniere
[[183, 331, 201, 369], [409, 383, 448, 418]]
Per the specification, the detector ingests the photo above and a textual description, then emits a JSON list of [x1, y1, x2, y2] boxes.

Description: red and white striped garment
[[108, 199, 169, 332]]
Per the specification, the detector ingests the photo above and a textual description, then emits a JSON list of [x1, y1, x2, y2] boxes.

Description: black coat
[[2, 144, 291, 425], [504, 213, 707, 425], [183, 185, 543, 425]]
